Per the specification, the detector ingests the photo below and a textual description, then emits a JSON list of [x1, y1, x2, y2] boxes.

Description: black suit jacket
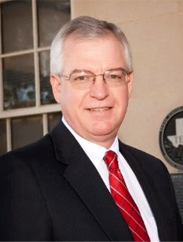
[[0, 120, 182, 241]]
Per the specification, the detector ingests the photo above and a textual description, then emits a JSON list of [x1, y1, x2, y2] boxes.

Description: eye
[[107, 72, 122, 80], [109, 74, 121, 79], [73, 74, 89, 81], [76, 75, 86, 81]]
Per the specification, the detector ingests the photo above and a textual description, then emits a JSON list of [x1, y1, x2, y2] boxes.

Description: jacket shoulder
[[0, 133, 54, 165], [120, 142, 163, 164]]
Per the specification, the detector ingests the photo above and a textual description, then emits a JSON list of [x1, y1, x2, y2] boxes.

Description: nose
[[89, 75, 109, 100]]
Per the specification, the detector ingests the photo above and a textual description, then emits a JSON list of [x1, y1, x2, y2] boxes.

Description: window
[[0, 0, 71, 155]]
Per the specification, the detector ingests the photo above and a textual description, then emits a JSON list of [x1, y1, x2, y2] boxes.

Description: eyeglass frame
[[59, 68, 132, 89]]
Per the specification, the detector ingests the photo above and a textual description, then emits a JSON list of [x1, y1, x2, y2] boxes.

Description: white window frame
[[0, 0, 72, 152]]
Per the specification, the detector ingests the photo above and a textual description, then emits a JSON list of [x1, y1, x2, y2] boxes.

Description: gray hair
[[50, 16, 133, 75]]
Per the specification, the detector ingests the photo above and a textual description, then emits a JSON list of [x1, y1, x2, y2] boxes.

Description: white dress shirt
[[62, 117, 160, 242]]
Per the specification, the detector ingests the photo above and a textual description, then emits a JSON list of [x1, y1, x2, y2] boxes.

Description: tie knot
[[104, 150, 119, 171]]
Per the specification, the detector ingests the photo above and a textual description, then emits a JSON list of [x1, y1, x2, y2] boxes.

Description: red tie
[[104, 150, 150, 242]]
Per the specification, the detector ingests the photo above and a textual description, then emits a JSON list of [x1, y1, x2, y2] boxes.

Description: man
[[0, 16, 182, 241]]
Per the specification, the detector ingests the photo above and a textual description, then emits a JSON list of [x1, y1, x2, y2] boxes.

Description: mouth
[[88, 107, 112, 112]]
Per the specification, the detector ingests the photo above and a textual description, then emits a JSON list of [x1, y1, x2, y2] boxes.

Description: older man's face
[[51, 34, 133, 148]]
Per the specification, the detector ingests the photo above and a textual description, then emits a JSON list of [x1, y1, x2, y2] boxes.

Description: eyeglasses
[[60, 68, 131, 90]]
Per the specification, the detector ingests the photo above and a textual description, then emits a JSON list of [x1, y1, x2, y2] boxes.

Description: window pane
[[0, 119, 7, 156], [37, 0, 70, 47], [48, 112, 61, 131], [3, 54, 35, 110], [1, 0, 33, 53], [11, 115, 43, 150], [39, 51, 56, 105]]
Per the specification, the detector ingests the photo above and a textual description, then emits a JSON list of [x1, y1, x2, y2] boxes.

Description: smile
[[89, 107, 111, 112]]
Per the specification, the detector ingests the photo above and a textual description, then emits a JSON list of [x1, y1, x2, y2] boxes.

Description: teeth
[[90, 107, 109, 112]]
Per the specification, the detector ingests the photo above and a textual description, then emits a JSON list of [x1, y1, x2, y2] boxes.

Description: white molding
[[32, 0, 41, 107], [0, 47, 50, 58], [0, 104, 61, 119], [6, 118, 11, 151], [43, 113, 48, 135]]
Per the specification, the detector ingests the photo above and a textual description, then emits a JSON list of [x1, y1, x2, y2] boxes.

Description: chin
[[91, 125, 117, 137]]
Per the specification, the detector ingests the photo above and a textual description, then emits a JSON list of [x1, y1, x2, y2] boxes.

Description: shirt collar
[[62, 117, 120, 169]]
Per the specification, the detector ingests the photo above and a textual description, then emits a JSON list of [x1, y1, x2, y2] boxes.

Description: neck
[[62, 117, 117, 149]]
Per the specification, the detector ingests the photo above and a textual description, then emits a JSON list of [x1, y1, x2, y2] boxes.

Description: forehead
[[63, 32, 123, 51], [62, 34, 125, 73]]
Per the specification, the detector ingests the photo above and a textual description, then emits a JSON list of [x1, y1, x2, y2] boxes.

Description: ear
[[50, 75, 61, 103], [127, 71, 133, 98]]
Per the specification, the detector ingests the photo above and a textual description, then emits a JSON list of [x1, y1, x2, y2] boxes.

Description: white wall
[[71, 0, 183, 173]]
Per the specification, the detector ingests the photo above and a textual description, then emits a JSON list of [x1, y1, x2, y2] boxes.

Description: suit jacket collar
[[50, 120, 133, 241]]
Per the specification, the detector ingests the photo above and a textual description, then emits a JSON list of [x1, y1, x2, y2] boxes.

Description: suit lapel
[[119, 142, 165, 240], [50, 121, 133, 241]]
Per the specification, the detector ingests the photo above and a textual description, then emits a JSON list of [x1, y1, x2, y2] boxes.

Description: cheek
[[116, 88, 129, 106], [115, 90, 129, 116], [60, 88, 84, 114], [60, 88, 73, 112]]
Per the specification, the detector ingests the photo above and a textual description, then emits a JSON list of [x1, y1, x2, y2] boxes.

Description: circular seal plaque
[[159, 106, 183, 169]]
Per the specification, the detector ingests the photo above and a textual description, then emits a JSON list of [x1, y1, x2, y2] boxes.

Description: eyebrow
[[69, 69, 93, 75], [69, 67, 125, 76]]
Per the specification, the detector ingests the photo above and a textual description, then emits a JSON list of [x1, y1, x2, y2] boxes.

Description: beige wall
[[71, 0, 183, 173]]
